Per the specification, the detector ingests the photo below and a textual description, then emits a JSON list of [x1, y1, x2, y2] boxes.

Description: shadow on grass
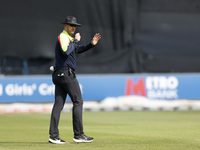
[[0, 141, 75, 145], [0, 142, 47, 144]]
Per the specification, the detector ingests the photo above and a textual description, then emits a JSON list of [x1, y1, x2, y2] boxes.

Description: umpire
[[49, 16, 101, 144]]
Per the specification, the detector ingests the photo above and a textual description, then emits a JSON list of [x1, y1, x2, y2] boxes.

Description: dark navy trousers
[[49, 68, 83, 138]]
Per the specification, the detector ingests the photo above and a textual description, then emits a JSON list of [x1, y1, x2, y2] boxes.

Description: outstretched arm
[[76, 33, 101, 54]]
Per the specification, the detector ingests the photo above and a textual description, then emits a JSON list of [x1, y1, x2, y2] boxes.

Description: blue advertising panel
[[0, 73, 200, 103], [0, 76, 54, 103]]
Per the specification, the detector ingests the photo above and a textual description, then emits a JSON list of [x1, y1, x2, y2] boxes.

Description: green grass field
[[0, 111, 200, 150]]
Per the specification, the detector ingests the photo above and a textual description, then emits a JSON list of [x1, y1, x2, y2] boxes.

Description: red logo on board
[[125, 78, 146, 96]]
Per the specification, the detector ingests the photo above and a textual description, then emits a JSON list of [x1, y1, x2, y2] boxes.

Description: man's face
[[65, 24, 77, 36]]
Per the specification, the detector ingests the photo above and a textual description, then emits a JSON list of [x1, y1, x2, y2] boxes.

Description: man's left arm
[[76, 33, 101, 54]]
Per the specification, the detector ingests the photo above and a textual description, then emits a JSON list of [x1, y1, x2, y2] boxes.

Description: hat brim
[[61, 22, 81, 27]]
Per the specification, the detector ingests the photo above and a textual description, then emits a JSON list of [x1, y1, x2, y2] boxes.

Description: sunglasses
[[69, 24, 77, 27]]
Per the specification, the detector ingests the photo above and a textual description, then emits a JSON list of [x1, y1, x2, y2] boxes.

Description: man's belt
[[50, 66, 74, 73], [55, 67, 74, 72]]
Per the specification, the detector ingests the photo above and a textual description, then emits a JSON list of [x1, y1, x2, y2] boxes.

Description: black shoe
[[73, 134, 94, 143], [49, 137, 66, 144]]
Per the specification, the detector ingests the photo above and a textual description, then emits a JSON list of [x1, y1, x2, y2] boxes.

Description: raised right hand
[[75, 33, 81, 41]]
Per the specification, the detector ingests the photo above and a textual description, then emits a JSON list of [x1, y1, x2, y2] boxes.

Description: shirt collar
[[62, 30, 74, 40]]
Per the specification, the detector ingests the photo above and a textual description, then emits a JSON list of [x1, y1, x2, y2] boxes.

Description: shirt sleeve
[[76, 43, 95, 54]]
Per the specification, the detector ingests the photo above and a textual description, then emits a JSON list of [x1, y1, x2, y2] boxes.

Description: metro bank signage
[[0, 74, 200, 103], [125, 76, 179, 99]]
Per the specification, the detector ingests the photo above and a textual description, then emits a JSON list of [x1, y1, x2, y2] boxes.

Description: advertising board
[[0, 74, 200, 103]]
